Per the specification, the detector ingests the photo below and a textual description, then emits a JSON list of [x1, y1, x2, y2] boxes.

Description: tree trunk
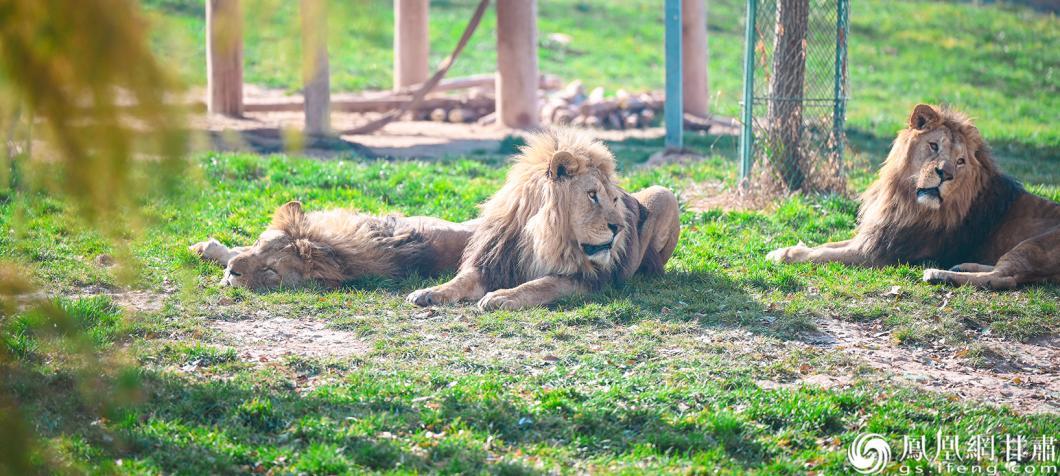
[[301, 0, 330, 135], [495, 0, 539, 129], [393, 0, 430, 90], [681, 0, 709, 118], [767, 0, 808, 191]]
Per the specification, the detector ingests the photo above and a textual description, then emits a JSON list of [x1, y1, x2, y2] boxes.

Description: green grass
[[142, 0, 1060, 154], [3, 133, 1058, 472], [1, 0, 1057, 473]]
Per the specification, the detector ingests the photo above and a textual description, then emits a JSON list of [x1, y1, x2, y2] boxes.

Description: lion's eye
[[929, 142, 939, 153], [588, 191, 598, 203], [956, 157, 965, 165]]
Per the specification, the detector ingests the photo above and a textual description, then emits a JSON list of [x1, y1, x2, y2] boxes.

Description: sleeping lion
[[191, 201, 476, 290], [768, 104, 1060, 289], [407, 128, 681, 310]]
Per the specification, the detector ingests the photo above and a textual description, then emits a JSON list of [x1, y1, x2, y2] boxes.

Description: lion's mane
[[855, 107, 1024, 267], [459, 129, 644, 291], [270, 205, 435, 285]]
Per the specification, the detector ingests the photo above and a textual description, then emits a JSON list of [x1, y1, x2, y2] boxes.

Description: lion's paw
[[477, 291, 520, 312], [922, 268, 950, 284], [190, 238, 232, 264], [766, 244, 807, 264], [406, 288, 441, 307], [189, 238, 222, 256]]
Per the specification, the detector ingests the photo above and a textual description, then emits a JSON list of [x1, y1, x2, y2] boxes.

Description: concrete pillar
[[495, 0, 539, 128], [394, 0, 430, 89], [206, 0, 244, 116]]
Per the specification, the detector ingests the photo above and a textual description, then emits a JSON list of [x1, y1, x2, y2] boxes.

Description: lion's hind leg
[[922, 268, 1018, 289], [948, 263, 994, 273], [925, 228, 1060, 289]]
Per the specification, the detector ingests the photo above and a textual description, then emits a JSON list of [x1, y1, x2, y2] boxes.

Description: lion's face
[[904, 104, 982, 210], [564, 171, 626, 266], [222, 229, 308, 290]]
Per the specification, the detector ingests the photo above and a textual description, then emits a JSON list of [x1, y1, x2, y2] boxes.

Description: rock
[[95, 254, 115, 267]]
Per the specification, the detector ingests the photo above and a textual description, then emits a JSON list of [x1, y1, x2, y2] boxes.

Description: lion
[[190, 201, 476, 290], [767, 104, 1060, 289], [406, 128, 681, 311]]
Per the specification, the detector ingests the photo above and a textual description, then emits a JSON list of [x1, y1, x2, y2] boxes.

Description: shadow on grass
[[541, 267, 814, 342], [110, 367, 772, 474]]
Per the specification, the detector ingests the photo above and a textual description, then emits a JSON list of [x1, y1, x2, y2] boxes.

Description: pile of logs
[[418, 79, 665, 130], [238, 74, 721, 131], [537, 80, 663, 130]]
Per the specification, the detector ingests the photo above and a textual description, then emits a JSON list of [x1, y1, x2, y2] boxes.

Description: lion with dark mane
[[191, 201, 475, 290], [768, 104, 1060, 289], [407, 128, 681, 310]]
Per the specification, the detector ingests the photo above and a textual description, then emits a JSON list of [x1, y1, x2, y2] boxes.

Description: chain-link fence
[[739, 0, 849, 195]]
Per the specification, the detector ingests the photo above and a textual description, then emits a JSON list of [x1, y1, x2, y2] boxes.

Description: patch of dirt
[[681, 180, 785, 212], [208, 317, 370, 362], [69, 284, 171, 313], [802, 317, 1060, 414]]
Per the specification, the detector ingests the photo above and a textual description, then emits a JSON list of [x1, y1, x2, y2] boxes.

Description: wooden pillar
[[495, 0, 539, 129], [681, 0, 709, 118], [301, 0, 330, 134], [394, 0, 430, 90], [206, 0, 243, 117]]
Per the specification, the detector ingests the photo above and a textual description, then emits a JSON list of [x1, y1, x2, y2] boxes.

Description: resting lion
[[191, 201, 476, 290], [407, 128, 681, 310], [767, 104, 1060, 289]]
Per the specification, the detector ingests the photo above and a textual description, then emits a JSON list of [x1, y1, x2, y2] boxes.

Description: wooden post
[[394, 0, 430, 90], [495, 0, 539, 129], [206, 0, 243, 117], [681, 0, 709, 118], [301, 0, 330, 134]]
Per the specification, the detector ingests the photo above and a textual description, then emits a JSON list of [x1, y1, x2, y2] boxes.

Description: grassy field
[[0, 0, 1057, 474], [4, 134, 1059, 473]]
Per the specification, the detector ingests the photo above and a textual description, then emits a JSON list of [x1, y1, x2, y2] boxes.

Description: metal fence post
[[664, 0, 683, 150], [832, 0, 849, 177], [739, 0, 757, 180]]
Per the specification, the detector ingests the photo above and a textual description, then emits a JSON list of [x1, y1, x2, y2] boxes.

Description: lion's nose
[[607, 223, 621, 235], [935, 162, 954, 182]]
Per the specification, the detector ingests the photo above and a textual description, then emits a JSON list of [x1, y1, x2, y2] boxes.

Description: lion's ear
[[548, 150, 577, 180], [294, 239, 343, 282], [909, 104, 941, 130], [293, 238, 334, 261], [271, 200, 305, 231]]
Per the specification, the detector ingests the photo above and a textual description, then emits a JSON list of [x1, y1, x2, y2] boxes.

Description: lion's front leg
[[190, 239, 248, 267], [406, 269, 487, 306], [766, 239, 869, 266], [477, 275, 587, 311], [631, 186, 681, 275]]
